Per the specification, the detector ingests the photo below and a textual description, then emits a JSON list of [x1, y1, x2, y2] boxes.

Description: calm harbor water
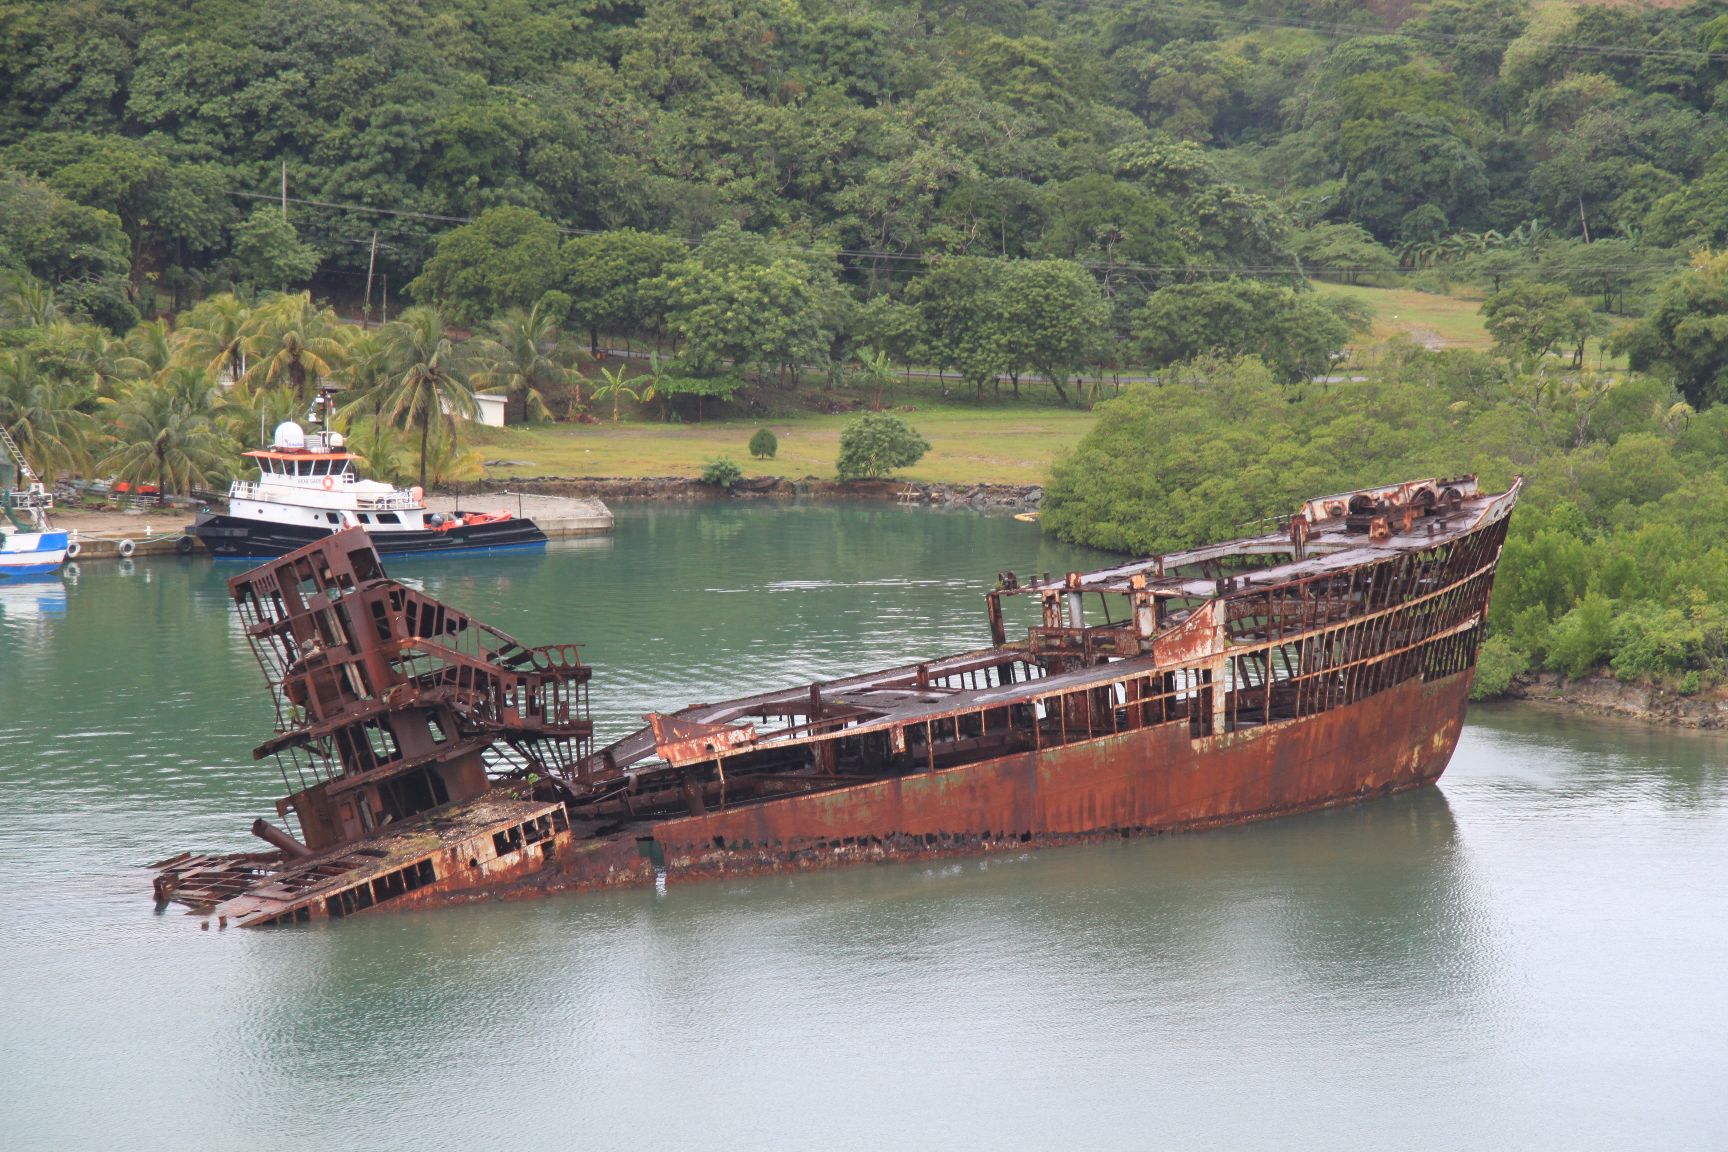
[[2, 503, 1725, 1150]]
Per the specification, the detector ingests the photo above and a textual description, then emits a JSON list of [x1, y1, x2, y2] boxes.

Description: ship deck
[[586, 476, 1519, 783], [154, 794, 569, 927]]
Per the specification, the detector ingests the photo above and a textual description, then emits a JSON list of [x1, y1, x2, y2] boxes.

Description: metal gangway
[[0, 423, 54, 531]]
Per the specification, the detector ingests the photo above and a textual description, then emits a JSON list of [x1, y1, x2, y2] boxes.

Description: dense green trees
[[1136, 281, 1359, 384], [406, 207, 561, 328], [3, 0, 1722, 405], [1, 0, 1721, 278], [1616, 252, 1728, 409], [656, 224, 847, 382], [561, 229, 686, 355], [1481, 282, 1597, 366]]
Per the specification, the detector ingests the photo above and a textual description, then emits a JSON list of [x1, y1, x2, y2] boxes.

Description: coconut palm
[[125, 318, 176, 378], [473, 302, 563, 424], [35, 321, 148, 400], [216, 382, 302, 455], [0, 272, 60, 329], [369, 306, 478, 490], [0, 349, 95, 481], [100, 368, 235, 502], [592, 364, 651, 424], [241, 292, 347, 398], [332, 329, 395, 425], [174, 292, 252, 385], [340, 417, 414, 487], [420, 424, 486, 487], [852, 345, 898, 411]]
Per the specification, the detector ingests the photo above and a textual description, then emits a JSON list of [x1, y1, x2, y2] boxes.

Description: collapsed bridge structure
[[154, 475, 1520, 926]]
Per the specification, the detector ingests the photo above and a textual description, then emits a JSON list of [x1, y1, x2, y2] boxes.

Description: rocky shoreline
[[466, 475, 1044, 509], [1502, 671, 1728, 730]]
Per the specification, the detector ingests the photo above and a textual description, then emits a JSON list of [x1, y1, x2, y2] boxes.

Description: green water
[[2, 503, 1725, 1150]]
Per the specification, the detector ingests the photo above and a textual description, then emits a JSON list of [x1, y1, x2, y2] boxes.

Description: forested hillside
[[9, 0, 1728, 693], [4, 0, 1726, 335]]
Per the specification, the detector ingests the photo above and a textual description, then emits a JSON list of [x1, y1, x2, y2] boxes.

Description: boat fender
[[321, 475, 334, 491], [117, 538, 136, 558], [64, 541, 81, 559], [410, 486, 424, 502], [176, 535, 196, 555]]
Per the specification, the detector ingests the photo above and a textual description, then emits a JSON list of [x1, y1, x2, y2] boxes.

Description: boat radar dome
[[273, 421, 306, 450]]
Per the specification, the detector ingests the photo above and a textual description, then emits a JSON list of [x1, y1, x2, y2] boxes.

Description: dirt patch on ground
[[54, 507, 194, 537]]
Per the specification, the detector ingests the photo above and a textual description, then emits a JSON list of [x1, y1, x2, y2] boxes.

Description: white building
[[441, 393, 510, 427]]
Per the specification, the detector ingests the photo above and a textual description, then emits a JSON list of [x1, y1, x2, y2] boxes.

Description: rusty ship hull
[[153, 475, 1518, 925]]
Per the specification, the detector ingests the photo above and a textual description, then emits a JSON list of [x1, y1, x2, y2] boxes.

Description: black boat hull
[[192, 512, 547, 558]]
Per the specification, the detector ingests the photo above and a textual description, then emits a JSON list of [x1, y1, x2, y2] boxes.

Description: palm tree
[[0, 350, 95, 481], [174, 293, 252, 385], [370, 306, 478, 490], [852, 346, 898, 411], [340, 417, 413, 487], [34, 321, 147, 400], [99, 370, 234, 502], [225, 383, 301, 453], [241, 292, 347, 398], [473, 302, 562, 424], [126, 318, 176, 378], [0, 272, 59, 328], [592, 364, 651, 424]]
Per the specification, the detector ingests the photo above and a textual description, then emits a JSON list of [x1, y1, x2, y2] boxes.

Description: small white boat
[[2, 427, 67, 579], [0, 528, 70, 578]]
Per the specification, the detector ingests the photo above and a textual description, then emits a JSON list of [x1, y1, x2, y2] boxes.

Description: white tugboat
[[191, 388, 545, 559]]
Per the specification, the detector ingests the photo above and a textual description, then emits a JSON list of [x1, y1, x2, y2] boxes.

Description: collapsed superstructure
[[154, 475, 1520, 926], [152, 532, 592, 925]]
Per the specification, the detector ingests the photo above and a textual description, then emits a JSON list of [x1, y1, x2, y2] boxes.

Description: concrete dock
[[426, 492, 614, 537]]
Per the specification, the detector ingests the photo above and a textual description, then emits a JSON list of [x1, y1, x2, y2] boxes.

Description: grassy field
[[1317, 282, 1494, 352], [1319, 280, 1625, 369], [471, 399, 1100, 485]]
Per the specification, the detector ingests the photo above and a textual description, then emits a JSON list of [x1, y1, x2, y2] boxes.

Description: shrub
[[748, 427, 778, 459], [1470, 635, 1529, 700], [836, 413, 929, 481], [1609, 603, 1703, 683], [1546, 592, 1615, 679], [700, 456, 742, 488]]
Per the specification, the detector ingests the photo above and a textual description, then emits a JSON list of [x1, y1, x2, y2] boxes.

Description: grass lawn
[[470, 399, 1100, 485], [1318, 280, 1627, 370], [1318, 282, 1494, 352]]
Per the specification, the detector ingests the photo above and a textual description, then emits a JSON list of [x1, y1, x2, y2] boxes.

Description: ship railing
[[227, 479, 422, 511], [353, 492, 422, 511]]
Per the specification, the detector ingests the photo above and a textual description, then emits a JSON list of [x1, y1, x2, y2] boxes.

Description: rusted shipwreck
[[153, 475, 1520, 927]]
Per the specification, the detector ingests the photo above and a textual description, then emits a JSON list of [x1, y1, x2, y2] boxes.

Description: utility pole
[[381, 272, 388, 325], [281, 162, 288, 222], [364, 230, 379, 325]]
